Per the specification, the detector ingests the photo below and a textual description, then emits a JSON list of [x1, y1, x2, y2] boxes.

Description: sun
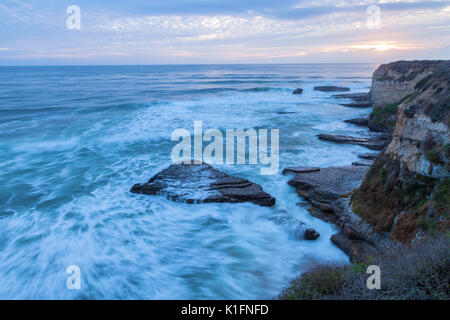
[[349, 42, 403, 51]]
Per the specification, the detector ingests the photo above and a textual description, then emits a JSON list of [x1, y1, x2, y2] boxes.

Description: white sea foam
[[0, 64, 375, 299]]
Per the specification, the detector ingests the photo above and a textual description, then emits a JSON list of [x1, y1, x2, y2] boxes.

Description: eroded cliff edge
[[353, 60, 449, 243], [286, 60, 449, 263]]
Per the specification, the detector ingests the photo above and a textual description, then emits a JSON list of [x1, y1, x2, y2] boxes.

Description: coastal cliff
[[368, 60, 447, 133], [354, 60, 449, 242], [281, 60, 449, 300]]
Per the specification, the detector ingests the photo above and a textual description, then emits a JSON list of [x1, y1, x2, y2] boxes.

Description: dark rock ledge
[[317, 134, 390, 151], [131, 163, 276, 207], [332, 92, 369, 101], [284, 166, 393, 262], [333, 92, 371, 108], [314, 86, 350, 92], [344, 117, 369, 126]]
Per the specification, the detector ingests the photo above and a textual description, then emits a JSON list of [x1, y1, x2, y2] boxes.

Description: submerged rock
[[276, 111, 296, 115], [314, 86, 350, 92], [130, 163, 276, 207], [292, 88, 303, 94], [268, 213, 320, 240], [304, 228, 321, 240]]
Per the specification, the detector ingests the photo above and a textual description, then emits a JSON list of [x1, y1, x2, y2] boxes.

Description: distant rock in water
[[339, 102, 371, 108], [314, 86, 350, 92], [282, 167, 321, 175], [333, 92, 371, 108], [130, 163, 276, 207], [332, 92, 369, 101], [292, 88, 303, 94]]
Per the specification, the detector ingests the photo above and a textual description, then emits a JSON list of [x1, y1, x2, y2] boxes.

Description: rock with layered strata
[[353, 60, 450, 243], [131, 163, 276, 207]]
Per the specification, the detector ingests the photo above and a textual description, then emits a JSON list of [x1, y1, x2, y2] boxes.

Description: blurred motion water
[[0, 64, 376, 299]]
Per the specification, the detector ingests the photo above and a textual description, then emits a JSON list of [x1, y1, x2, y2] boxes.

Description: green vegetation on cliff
[[369, 102, 400, 131], [351, 153, 449, 242]]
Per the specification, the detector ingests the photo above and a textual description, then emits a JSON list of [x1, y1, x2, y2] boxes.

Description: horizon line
[[0, 62, 386, 67]]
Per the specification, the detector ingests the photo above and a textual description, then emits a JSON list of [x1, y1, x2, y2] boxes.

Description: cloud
[[0, 0, 449, 64]]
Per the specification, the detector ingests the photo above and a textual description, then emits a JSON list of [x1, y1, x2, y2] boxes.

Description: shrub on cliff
[[279, 234, 450, 300]]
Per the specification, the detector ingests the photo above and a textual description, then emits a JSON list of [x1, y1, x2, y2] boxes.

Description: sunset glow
[[0, 0, 449, 64]]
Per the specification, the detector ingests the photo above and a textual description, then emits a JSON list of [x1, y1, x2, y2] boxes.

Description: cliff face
[[354, 60, 450, 242], [368, 60, 448, 132]]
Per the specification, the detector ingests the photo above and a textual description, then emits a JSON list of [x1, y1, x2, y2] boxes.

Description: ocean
[[0, 64, 377, 299]]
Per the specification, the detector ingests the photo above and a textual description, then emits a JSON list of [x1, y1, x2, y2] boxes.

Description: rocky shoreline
[[285, 60, 449, 265], [130, 60, 449, 273], [283, 60, 449, 263]]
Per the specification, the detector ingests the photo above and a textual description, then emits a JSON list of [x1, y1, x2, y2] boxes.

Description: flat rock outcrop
[[317, 134, 389, 150], [314, 86, 350, 92], [344, 118, 369, 126], [282, 167, 321, 175], [284, 166, 392, 262], [333, 93, 371, 108], [358, 153, 379, 160], [131, 163, 276, 207], [333, 93, 369, 101], [339, 102, 371, 108]]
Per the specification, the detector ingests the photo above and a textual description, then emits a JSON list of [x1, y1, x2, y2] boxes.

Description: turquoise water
[[0, 64, 376, 299]]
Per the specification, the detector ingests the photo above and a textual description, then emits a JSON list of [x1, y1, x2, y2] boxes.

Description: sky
[[0, 0, 449, 65]]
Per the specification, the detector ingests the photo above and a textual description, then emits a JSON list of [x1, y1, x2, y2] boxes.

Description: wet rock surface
[[282, 167, 321, 175], [358, 152, 379, 160], [344, 117, 369, 126], [339, 102, 371, 108], [333, 92, 371, 108], [316, 134, 389, 150], [332, 92, 370, 101], [352, 161, 373, 167], [131, 163, 276, 207], [268, 213, 320, 241], [286, 165, 392, 262], [292, 88, 303, 94]]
